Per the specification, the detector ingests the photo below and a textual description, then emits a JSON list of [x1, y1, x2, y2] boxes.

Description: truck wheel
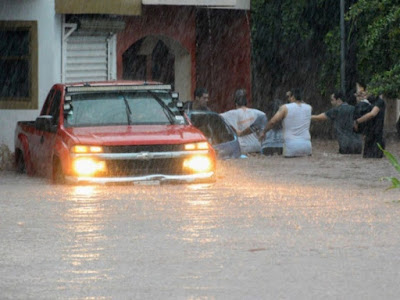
[[16, 151, 26, 174], [52, 158, 65, 184]]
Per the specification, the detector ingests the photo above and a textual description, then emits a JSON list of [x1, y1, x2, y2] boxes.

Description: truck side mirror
[[167, 91, 184, 115], [175, 100, 184, 114], [64, 103, 73, 115], [35, 115, 53, 132]]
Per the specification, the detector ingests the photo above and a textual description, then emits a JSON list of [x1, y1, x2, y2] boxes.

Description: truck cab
[[14, 81, 216, 184]]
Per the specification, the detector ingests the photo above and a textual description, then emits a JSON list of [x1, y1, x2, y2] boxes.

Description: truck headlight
[[183, 155, 213, 173], [184, 142, 209, 150], [73, 158, 106, 176], [71, 145, 103, 153]]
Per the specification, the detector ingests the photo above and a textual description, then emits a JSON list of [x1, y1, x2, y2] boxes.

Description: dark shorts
[[339, 147, 362, 154], [261, 147, 283, 156]]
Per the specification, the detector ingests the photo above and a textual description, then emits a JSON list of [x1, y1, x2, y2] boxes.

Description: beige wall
[[55, 0, 141, 15], [142, 0, 250, 10]]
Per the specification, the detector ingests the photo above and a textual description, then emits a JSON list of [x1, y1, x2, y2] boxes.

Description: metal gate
[[63, 31, 116, 83]]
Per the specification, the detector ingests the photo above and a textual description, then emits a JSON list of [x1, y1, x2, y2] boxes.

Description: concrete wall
[[0, 0, 62, 150]]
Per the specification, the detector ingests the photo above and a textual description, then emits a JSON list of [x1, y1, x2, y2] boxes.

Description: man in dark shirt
[[312, 91, 362, 154], [354, 94, 386, 158], [184, 87, 211, 112]]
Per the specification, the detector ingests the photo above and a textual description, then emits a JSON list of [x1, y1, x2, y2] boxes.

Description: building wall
[[196, 9, 252, 112], [0, 0, 62, 150], [117, 6, 252, 113], [0, 2, 252, 150], [117, 6, 197, 101]]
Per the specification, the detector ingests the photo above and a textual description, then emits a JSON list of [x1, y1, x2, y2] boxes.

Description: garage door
[[63, 32, 116, 83]]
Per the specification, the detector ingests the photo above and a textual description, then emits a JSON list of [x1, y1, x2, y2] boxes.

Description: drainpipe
[[340, 0, 346, 94]]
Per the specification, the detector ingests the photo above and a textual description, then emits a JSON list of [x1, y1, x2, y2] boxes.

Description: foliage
[[368, 63, 400, 98], [251, 0, 340, 104], [251, 0, 400, 102], [378, 144, 400, 190], [320, 26, 341, 95], [347, 0, 400, 98]]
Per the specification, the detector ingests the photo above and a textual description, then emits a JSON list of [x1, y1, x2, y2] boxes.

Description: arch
[[122, 35, 191, 101]]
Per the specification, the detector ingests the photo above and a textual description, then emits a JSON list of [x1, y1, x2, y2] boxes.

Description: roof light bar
[[66, 84, 172, 93]]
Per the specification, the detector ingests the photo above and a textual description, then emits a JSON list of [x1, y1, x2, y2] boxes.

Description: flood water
[[0, 139, 399, 299]]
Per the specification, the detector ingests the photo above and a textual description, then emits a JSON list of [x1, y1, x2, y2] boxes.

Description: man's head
[[234, 89, 247, 107], [354, 82, 368, 103], [330, 91, 345, 107], [194, 87, 209, 108], [354, 90, 368, 103], [286, 89, 302, 102]]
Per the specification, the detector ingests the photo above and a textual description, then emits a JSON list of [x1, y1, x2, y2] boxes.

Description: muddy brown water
[[0, 138, 399, 299]]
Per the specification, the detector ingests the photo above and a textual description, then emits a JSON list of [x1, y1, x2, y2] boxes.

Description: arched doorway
[[122, 35, 191, 101]]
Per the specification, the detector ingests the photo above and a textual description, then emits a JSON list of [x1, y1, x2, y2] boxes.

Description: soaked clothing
[[282, 102, 312, 157], [184, 101, 210, 113], [220, 107, 266, 153], [353, 100, 373, 134], [325, 102, 362, 154], [261, 120, 283, 156], [363, 97, 386, 158]]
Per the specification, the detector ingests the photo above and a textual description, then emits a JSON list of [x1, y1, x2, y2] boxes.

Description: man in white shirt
[[220, 89, 266, 154], [259, 89, 312, 157]]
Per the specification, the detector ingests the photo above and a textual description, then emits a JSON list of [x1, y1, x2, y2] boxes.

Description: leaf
[[378, 144, 400, 173], [381, 177, 400, 190]]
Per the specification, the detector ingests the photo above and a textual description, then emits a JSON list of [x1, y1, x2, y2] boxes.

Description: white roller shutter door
[[63, 32, 116, 83]]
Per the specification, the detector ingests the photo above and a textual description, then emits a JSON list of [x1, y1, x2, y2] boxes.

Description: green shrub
[[378, 144, 400, 189]]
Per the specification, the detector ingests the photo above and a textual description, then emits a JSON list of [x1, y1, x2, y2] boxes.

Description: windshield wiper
[[121, 94, 133, 125], [147, 91, 175, 124]]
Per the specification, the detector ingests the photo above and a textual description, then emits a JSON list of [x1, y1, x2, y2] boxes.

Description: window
[[40, 89, 55, 116], [48, 91, 61, 126], [0, 21, 38, 109]]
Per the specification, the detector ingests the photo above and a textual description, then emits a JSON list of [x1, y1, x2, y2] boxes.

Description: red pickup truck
[[14, 81, 216, 184]]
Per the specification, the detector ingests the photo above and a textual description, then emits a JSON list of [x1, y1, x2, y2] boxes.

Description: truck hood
[[64, 125, 206, 146]]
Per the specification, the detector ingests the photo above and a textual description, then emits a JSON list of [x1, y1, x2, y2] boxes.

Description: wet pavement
[[0, 139, 399, 299]]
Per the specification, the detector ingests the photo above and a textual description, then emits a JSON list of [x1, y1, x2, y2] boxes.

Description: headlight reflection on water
[[187, 183, 214, 191], [73, 185, 96, 197], [180, 192, 219, 247], [61, 185, 108, 283]]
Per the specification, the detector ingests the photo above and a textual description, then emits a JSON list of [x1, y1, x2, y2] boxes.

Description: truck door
[[35, 90, 61, 177], [29, 89, 55, 173]]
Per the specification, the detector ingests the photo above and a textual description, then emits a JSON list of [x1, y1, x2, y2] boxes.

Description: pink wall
[[196, 10, 252, 112], [117, 6, 197, 96], [117, 6, 252, 112]]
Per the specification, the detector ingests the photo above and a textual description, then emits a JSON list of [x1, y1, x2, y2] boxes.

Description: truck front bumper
[[64, 171, 215, 185]]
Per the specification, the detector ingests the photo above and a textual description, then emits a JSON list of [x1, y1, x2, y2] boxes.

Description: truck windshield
[[64, 91, 180, 127]]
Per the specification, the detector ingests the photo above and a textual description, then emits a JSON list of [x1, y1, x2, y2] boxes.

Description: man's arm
[[237, 113, 267, 137], [311, 113, 328, 121], [237, 126, 252, 137], [355, 106, 379, 123], [258, 105, 287, 141], [354, 106, 380, 130]]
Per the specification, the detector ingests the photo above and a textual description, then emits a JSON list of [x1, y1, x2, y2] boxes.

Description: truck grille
[[101, 144, 188, 177], [105, 158, 186, 176], [103, 144, 184, 153]]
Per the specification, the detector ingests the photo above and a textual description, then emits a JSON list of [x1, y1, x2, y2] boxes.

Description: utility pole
[[340, 0, 346, 94]]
